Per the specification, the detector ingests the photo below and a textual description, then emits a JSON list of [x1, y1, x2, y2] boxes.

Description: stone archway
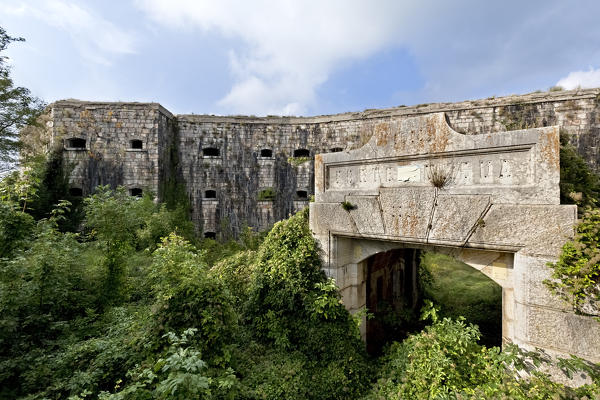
[[326, 236, 515, 345], [310, 113, 599, 365]]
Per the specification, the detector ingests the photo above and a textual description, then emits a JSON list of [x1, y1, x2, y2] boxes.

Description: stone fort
[[47, 88, 600, 370], [48, 88, 600, 239]]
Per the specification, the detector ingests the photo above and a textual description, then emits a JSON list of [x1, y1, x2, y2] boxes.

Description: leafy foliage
[[341, 200, 356, 211], [560, 131, 600, 211], [99, 329, 237, 400], [1, 168, 598, 399], [545, 208, 600, 314], [0, 199, 34, 258], [257, 187, 276, 201], [368, 301, 600, 400], [148, 234, 237, 360], [420, 252, 502, 346], [240, 208, 371, 399], [0, 26, 45, 173]]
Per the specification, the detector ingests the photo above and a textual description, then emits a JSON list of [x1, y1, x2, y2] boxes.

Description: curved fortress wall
[[50, 88, 600, 237]]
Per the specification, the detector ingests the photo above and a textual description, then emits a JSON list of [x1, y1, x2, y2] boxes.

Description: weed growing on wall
[[287, 156, 311, 166], [257, 187, 276, 201]]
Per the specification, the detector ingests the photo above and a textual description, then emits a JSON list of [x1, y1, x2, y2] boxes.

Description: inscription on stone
[[326, 147, 532, 191]]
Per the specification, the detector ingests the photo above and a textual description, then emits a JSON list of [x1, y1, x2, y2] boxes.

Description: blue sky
[[2, 0, 600, 116]]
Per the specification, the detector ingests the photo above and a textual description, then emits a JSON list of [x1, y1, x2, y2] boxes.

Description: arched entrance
[[309, 112, 599, 368], [328, 236, 514, 347]]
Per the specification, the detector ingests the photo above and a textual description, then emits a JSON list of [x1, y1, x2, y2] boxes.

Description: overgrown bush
[[99, 329, 238, 400], [545, 208, 600, 314], [211, 250, 258, 309], [0, 200, 34, 258], [560, 131, 600, 211], [240, 208, 371, 399], [368, 302, 600, 400], [148, 233, 238, 362]]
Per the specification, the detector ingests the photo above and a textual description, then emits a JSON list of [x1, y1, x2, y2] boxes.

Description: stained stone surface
[[49, 88, 600, 238]]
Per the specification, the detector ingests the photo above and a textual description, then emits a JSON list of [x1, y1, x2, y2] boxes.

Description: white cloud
[[556, 68, 600, 90], [1, 0, 136, 66], [137, 0, 600, 115], [136, 0, 415, 115]]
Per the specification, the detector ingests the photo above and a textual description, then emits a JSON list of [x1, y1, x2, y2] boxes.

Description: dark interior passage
[[366, 248, 421, 354]]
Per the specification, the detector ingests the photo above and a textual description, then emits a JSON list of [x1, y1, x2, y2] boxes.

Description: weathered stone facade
[[49, 88, 600, 238], [309, 112, 599, 379]]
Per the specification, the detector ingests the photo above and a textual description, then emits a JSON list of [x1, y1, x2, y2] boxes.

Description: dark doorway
[[129, 188, 143, 197], [205, 189, 216, 199], [204, 231, 216, 239], [366, 248, 421, 354], [130, 139, 143, 149]]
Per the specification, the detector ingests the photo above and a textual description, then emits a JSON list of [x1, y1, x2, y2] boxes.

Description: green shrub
[[149, 234, 238, 361], [137, 204, 196, 251], [211, 250, 258, 309], [559, 131, 600, 211], [0, 200, 34, 258], [99, 329, 238, 400], [287, 156, 311, 166], [420, 252, 502, 346], [241, 208, 371, 399], [368, 302, 600, 400], [545, 208, 600, 314], [245, 208, 326, 346], [341, 200, 356, 211]]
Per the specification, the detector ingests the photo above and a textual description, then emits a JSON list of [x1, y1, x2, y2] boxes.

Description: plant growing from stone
[[341, 200, 356, 211], [427, 161, 454, 189]]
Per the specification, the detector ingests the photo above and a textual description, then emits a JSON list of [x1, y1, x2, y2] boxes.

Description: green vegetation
[[420, 252, 502, 347], [257, 187, 276, 201], [0, 171, 598, 398], [287, 156, 311, 166], [367, 301, 600, 400], [0, 27, 44, 173], [545, 131, 600, 314], [559, 130, 600, 210], [0, 127, 598, 398], [545, 208, 600, 315], [341, 200, 356, 211]]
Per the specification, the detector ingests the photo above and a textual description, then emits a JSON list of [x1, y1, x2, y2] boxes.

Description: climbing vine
[[545, 208, 600, 315]]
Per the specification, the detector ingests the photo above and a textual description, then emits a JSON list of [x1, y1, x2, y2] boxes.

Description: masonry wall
[[50, 88, 600, 238], [50, 101, 174, 198]]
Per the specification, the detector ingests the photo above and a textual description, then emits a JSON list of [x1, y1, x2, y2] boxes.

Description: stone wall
[[49, 88, 600, 237], [50, 101, 174, 198]]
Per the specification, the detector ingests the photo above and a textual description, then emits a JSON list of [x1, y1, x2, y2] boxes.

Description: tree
[[0, 26, 44, 174]]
